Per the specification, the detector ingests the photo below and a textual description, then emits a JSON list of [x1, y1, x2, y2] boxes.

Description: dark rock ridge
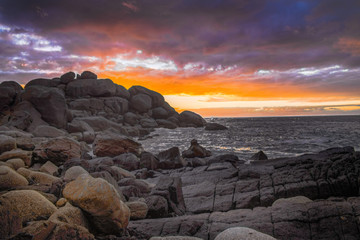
[[0, 70, 208, 141]]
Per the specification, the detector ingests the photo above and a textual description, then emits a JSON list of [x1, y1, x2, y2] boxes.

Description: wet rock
[[158, 147, 186, 169], [140, 151, 159, 170], [33, 137, 81, 165], [0, 149, 32, 166], [126, 201, 149, 220], [214, 227, 276, 240], [182, 139, 212, 158], [179, 111, 206, 127], [0, 135, 16, 154], [93, 134, 143, 157], [32, 125, 66, 138], [205, 123, 228, 131], [0, 165, 28, 189], [145, 195, 169, 218], [130, 93, 152, 113], [250, 151, 268, 160], [0, 190, 57, 237], [63, 174, 130, 235], [17, 167, 60, 185], [22, 86, 67, 128]]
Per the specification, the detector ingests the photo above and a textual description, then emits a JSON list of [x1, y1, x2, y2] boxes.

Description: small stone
[[56, 198, 68, 207]]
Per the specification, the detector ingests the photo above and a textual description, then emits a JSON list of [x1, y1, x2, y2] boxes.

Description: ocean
[[139, 115, 360, 161]]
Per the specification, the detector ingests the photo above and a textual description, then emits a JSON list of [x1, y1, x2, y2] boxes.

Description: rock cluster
[[1, 70, 359, 239]]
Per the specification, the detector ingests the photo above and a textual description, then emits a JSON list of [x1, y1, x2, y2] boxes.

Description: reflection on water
[[139, 115, 360, 160]]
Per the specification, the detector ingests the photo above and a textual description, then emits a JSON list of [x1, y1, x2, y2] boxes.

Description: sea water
[[139, 115, 360, 161]]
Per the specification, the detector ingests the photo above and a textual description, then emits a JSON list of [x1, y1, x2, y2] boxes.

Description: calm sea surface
[[139, 115, 360, 161]]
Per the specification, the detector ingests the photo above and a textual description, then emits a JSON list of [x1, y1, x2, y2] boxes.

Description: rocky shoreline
[[0, 71, 359, 239]]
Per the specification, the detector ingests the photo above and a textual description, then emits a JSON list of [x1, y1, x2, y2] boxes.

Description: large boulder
[[0, 166, 28, 190], [32, 125, 67, 138], [140, 151, 159, 170], [157, 147, 187, 169], [93, 134, 143, 157], [76, 116, 128, 134], [182, 139, 212, 158], [79, 70, 97, 79], [113, 153, 140, 171], [130, 93, 152, 113], [129, 85, 165, 107], [152, 107, 169, 119], [66, 79, 117, 97], [33, 137, 81, 165], [25, 78, 60, 88], [64, 166, 89, 182], [0, 81, 23, 111], [60, 71, 76, 84], [214, 227, 276, 240], [63, 174, 130, 235], [22, 86, 67, 128], [0, 135, 16, 154], [179, 111, 206, 127], [0, 190, 57, 237]]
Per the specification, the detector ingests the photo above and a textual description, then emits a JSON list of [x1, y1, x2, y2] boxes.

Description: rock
[[0, 149, 32, 166], [151, 176, 186, 216], [157, 147, 187, 169], [111, 166, 135, 179], [0, 190, 57, 237], [0, 135, 16, 154], [33, 137, 81, 165], [140, 118, 158, 128], [140, 151, 159, 170], [63, 174, 130, 235], [25, 78, 60, 88], [0, 81, 22, 110], [214, 227, 276, 240], [250, 151, 268, 160], [272, 196, 313, 207], [64, 166, 89, 182], [150, 237, 203, 240], [80, 70, 97, 79], [66, 79, 118, 98], [208, 154, 241, 165], [0, 166, 28, 189], [56, 198, 68, 207], [113, 153, 140, 171], [126, 201, 149, 220], [182, 139, 212, 158], [145, 195, 169, 218], [49, 202, 89, 228], [22, 86, 67, 128], [205, 122, 228, 131], [17, 167, 60, 185], [6, 158, 25, 170], [33, 125, 67, 138], [115, 85, 131, 99], [156, 119, 178, 129], [152, 107, 169, 119], [129, 85, 165, 107], [40, 161, 59, 176], [93, 134, 143, 157], [130, 93, 152, 113], [118, 178, 152, 195], [179, 111, 206, 127], [60, 71, 76, 84], [124, 112, 139, 125], [77, 116, 127, 134]]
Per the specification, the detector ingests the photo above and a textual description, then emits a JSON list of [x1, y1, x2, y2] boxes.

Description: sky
[[0, 0, 360, 117]]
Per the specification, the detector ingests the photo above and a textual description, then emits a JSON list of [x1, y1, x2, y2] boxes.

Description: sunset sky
[[0, 0, 360, 117]]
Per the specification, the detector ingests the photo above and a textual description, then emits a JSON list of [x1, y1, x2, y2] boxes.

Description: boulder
[[214, 227, 276, 240], [115, 85, 131, 99], [205, 122, 228, 131], [145, 195, 169, 218], [124, 112, 140, 125], [0, 135, 16, 154], [0, 81, 23, 110], [60, 71, 76, 84], [272, 196, 313, 207], [250, 151, 268, 160], [25, 78, 60, 88], [0, 166, 28, 190], [182, 139, 212, 158], [179, 111, 206, 127], [156, 119, 178, 129], [64, 166, 89, 182], [130, 93, 152, 113], [66, 79, 118, 98], [32, 125, 67, 138], [6, 158, 25, 170], [40, 161, 59, 176], [126, 201, 149, 220], [0, 149, 32, 166], [22, 86, 67, 128], [76, 116, 127, 134], [111, 166, 135, 179], [113, 153, 140, 171], [80, 70, 97, 79], [157, 147, 187, 169], [152, 107, 169, 119], [63, 174, 130, 235], [10, 101, 49, 131], [118, 178, 152, 194], [33, 137, 81, 165], [140, 118, 158, 128], [17, 167, 60, 185], [150, 237, 203, 240], [0, 190, 57, 237], [140, 151, 159, 170], [93, 134, 143, 157], [49, 202, 89, 228], [129, 86, 165, 107]]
